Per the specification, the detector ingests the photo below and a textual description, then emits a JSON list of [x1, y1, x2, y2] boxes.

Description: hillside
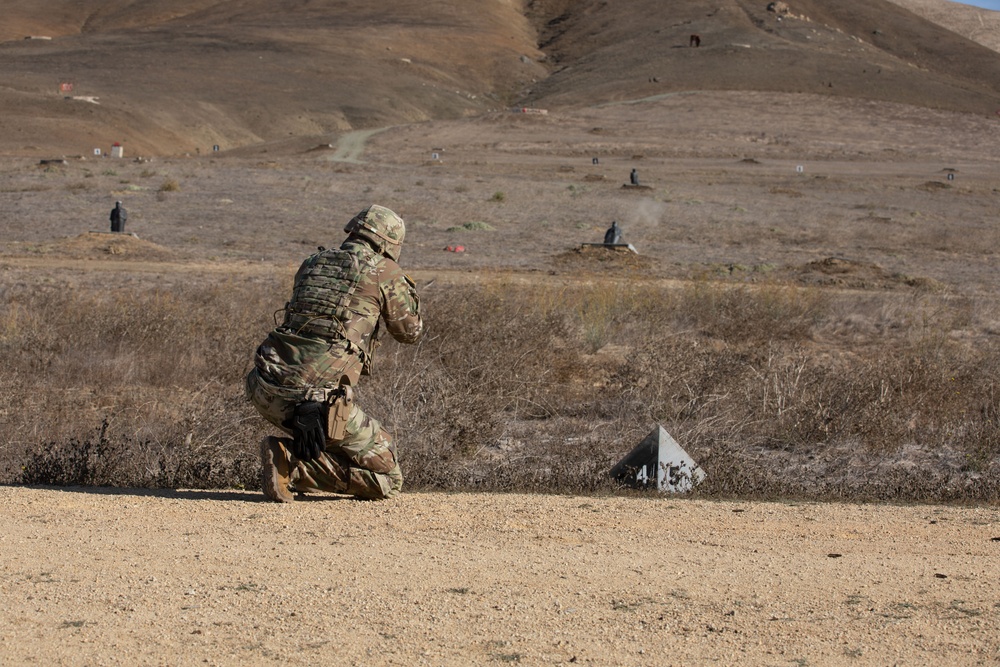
[[0, 0, 545, 155], [522, 0, 1000, 112], [888, 0, 1000, 52], [1, 0, 1000, 156]]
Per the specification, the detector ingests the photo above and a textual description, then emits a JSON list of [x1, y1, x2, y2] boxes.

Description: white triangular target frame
[[610, 425, 706, 493]]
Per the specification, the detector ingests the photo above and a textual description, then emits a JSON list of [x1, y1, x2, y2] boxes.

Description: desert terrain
[[2, 487, 998, 666], [1, 0, 1000, 665]]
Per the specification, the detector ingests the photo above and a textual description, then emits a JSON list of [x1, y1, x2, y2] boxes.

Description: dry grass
[[2, 275, 998, 501]]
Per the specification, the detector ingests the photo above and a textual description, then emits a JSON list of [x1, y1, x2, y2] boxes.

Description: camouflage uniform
[[246, 205, 423, 501]]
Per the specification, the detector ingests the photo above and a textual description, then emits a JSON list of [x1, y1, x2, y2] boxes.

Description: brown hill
[[523, 0, 1000, 112], [888, 0, 1000, 53], [0, 1, 545, 156], [1, 0, 999, 156]]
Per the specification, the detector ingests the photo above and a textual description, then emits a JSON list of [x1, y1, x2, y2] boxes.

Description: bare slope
[[0, 1, 545, 155], [523, 0, 1000, 113], [2, 0, 1000, 156], [887, 0, 1000, 53]]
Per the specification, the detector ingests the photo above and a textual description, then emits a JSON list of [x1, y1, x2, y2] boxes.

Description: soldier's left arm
[[380, 262, 424, 344]]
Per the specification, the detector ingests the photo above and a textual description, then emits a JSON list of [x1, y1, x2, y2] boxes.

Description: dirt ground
[[1, 486, 997, 666]]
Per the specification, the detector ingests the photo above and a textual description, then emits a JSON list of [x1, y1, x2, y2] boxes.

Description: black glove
[[287, 401, 326, 462]]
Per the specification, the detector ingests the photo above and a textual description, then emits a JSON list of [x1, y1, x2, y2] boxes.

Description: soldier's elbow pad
[[400, 318, 424, 344]]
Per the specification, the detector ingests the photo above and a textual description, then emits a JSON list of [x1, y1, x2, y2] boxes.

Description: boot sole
[[260, 436, 295, 503]]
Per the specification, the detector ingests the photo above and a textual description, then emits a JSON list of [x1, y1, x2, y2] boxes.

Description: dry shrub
[[367, 285, 575, 488], [675, 282, 828, 343], [0, 278, 277, 487], [2, 276, 999, 501], [19, 417, 257, 489]]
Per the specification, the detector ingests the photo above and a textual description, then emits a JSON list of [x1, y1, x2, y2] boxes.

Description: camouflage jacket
[[254, 239, 423, 389]]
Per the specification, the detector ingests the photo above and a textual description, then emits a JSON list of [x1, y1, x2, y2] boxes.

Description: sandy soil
[[1, 486, 997, 666]]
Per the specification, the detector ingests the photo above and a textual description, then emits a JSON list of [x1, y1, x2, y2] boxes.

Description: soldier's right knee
[[347, 465, 402, 500]]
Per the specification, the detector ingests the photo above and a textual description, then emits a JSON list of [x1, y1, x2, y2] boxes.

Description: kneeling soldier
[[246, 204, 423, 501]]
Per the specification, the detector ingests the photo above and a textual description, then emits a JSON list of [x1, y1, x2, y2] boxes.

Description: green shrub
[[445, 221, 496, 232]]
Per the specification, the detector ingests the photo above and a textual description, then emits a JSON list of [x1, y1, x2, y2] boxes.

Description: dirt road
[[1, 487, 996, 666]]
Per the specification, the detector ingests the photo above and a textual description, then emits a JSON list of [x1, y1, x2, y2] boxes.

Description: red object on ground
[[444, 245, 466, 252]]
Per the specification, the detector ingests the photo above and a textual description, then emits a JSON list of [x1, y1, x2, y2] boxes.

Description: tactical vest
[[281, 243, 380, 356]]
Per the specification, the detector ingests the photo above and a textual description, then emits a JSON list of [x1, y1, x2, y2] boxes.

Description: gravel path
[[1, 487, 997, 665]]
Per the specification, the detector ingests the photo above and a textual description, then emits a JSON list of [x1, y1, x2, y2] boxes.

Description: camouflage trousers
[[245, 368, 403, 500]]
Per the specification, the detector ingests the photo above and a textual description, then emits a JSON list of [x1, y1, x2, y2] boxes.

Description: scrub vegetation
[[4, 275, 998, 501]]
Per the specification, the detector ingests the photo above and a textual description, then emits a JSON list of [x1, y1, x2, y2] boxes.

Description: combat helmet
[[344, 204, 405, 260]]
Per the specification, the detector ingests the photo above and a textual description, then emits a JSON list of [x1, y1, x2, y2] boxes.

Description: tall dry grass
[[2, 274, 998, 501]]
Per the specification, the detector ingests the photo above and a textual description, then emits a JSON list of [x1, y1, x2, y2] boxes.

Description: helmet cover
[[344, 204, 405, 260]]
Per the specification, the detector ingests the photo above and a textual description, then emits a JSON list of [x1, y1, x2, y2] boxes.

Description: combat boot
[[260, 436, 295, 503]]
